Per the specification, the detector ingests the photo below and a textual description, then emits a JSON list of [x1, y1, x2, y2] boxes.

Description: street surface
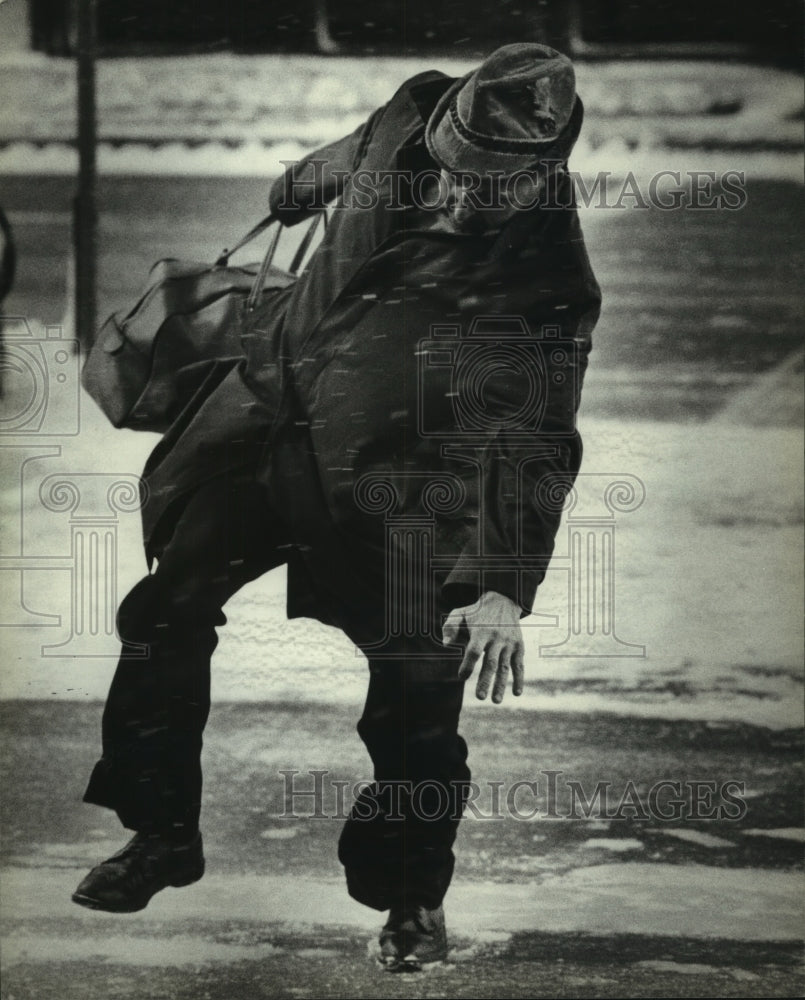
[[1, 703, 803, 999]]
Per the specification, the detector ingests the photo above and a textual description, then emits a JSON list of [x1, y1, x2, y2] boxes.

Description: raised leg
[[83, 473, 288, 839]]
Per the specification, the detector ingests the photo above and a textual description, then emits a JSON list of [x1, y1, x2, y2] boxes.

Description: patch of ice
[[742, 828, 805, 842], [2, 932, 285, 968], [260, 827, 300, 840], [581, 838, 644, 852], [636, 960, 722, 975], [654, 829, 735, 849], [449, 930, 511, 962]]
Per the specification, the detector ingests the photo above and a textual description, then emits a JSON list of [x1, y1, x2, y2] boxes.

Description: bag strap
[[245, 222, 284, 314], [215, 211, 277, 268], [245, 208, 328, 314], [288, 208, 327, 273]]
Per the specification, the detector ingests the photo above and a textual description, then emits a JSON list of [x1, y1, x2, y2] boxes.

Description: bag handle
[[217, 206, 329, 270], [215, 211, 277, 268], [245, 208, 328, 314], [289, 208, 327, 274], [244, 222, 284, 314]]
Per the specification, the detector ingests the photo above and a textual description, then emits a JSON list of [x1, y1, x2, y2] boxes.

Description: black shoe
[[379, 903, 447, 971], [71, 831, 204, 913]]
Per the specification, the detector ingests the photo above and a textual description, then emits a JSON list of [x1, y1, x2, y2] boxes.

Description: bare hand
[[442, 591, 525, 703]]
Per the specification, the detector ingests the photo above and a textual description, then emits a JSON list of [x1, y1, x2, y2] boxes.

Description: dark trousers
[[84, 474, 470, 909], [338, 666, 470, 911]]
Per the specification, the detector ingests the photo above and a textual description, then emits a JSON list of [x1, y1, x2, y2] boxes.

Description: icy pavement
[[3, 864, 802, 945], [3, 877, 801, 999], [2, 860, 802, 998], [1, 695, 802, 996]]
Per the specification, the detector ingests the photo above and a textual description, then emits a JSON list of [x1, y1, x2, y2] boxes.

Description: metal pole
[[75, 0, 98, 351]]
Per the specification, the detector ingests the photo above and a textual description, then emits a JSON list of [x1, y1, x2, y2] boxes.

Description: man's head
[[435, 168, 544, 234], [425, 43, 580, 231]]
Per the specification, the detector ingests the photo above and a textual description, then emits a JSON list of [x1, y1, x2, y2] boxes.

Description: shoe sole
[[381, 958, 445, 973], [378, 953, 447, 974], [71, 891, 150, 913], [70, 862, 205, 913]]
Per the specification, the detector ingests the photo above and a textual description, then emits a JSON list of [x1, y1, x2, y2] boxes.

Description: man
[[72, 43, 600, 971]]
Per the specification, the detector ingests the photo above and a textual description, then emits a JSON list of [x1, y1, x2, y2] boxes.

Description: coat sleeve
[[442, 211, 601, 617], [267, 105, 386, 225], [268, 70, 449, 226], [268, 74, 444, 229]]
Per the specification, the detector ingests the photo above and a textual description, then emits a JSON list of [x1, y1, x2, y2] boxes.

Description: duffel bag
[[81, 209, 325, 433]]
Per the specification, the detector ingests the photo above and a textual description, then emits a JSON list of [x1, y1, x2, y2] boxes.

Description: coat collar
[[407, 73, 455, 126], [390, 72, 579, 256]]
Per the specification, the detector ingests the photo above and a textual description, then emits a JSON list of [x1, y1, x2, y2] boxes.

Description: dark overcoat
[[141, 70, 601, 649]]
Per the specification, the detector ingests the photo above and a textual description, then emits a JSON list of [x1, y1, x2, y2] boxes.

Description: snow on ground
[[2, 52, 802, 144], [3, 138, 802, 183], [0, 52, 802, 178]]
